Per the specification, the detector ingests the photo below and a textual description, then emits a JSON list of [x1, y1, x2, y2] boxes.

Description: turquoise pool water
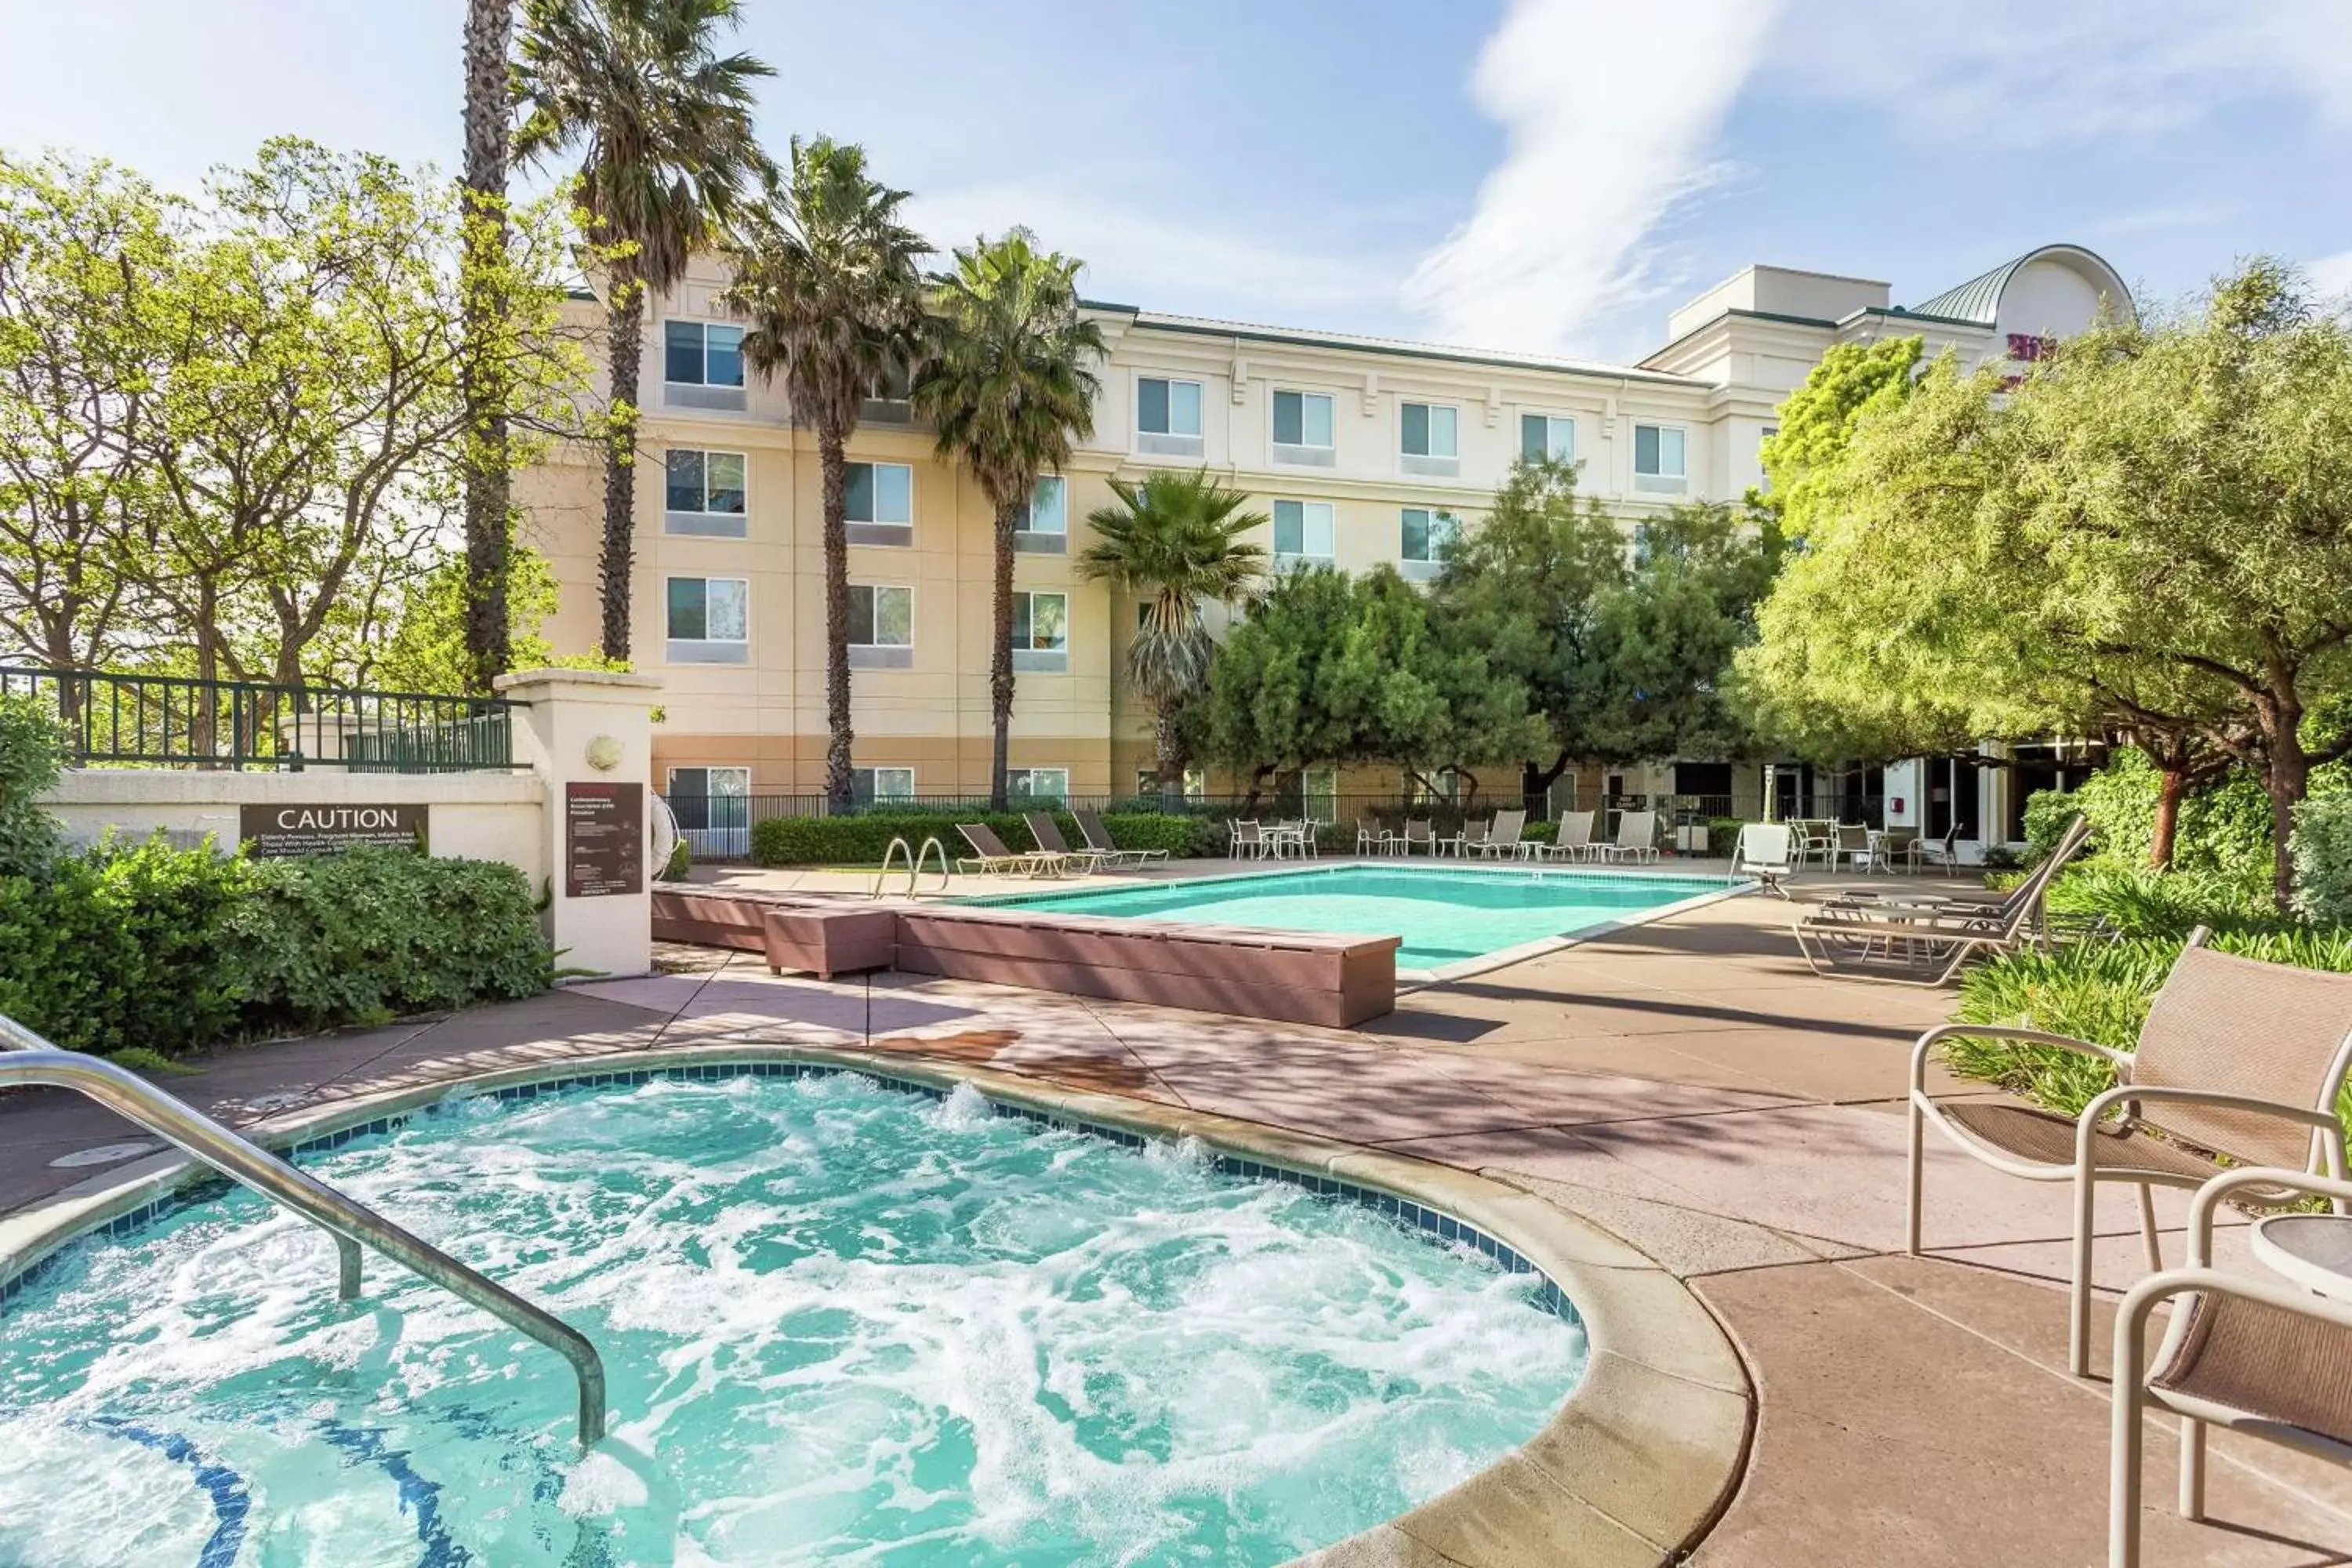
[[0, 1070, 1588, 1566], [968, 864, 1737, 970]]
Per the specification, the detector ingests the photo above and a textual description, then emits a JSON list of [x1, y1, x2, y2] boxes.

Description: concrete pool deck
[[3, 858, 2349, 1563]]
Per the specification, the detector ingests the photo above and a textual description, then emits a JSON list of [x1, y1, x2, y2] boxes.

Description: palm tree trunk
[[459, 0, 514, 692], [598, 273, 643, 662], [1152, 700, 1183, 803], [819, 426, 855, 811], [989, 498, 1020, 811]]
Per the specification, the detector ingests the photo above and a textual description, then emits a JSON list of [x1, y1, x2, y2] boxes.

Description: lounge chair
[[955, 822, 1069, 878], [1730, 822, 1795, 898], [1026, 812, 1116, 873], [1400, 818, 1436, 855], [1907, 931, 2352, 1377], [1446, 818, 1489, 858], [2110, 1166, 2352, 1568], [1472, 808, 1529, 860], [1356, 817, 1397, 856], [1538, 810, 1595, 863], [1073, 807, 1166, 868], [1793, 815, 2087, 983], [1593, 809, 1659, 863], [1822, 814, 2092, 924]]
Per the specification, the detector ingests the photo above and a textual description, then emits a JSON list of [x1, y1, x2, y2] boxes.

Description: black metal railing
[[0, 666, 520, 772]]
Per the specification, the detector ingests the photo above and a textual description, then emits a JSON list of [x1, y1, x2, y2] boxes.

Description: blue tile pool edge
[[0, 1049, 1581, 1329]]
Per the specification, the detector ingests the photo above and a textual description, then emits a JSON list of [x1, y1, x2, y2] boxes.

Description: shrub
[[2023, 751, 2325, 878], [749, 809, 1213, 866], [1706, 818, 1750, 855], [2293, 791, 2352, 927], [0, 693, 64, 880], [660, 836, 691, 881], [0, 839, 551, 1056]]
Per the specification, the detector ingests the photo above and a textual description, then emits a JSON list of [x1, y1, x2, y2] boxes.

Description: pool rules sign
[[564, 781, 644, 898]]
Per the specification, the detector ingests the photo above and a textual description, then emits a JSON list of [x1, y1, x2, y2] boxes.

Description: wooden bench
[[892, 905, 1396, 1028]]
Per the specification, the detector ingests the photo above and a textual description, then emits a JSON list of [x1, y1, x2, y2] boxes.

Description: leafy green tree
[[0, 153, 176, 681], [913, 230, 1105, 808], [460, 0, 518, 691], [1076, 468, 1266, 797], [721, 138, 927, 810], [1754, 336, 1921, 521], [514, 0, 771, 660], [1194, 564, 1358, 802], [1741, 260, 2352, 907]]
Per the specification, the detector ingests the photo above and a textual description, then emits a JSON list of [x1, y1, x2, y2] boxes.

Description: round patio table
[[2249, 1211, 2352, 1300]]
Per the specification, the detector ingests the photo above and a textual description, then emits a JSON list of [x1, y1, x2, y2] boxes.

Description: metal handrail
[[0, 1018, 606, 1447], [873, 836, 916, 898], [913, 836, 951, 895]]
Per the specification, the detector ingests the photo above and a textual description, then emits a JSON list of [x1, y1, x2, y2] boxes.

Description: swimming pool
[[964, 863, 1740, 975], [0, 1068, 1588, 1566]]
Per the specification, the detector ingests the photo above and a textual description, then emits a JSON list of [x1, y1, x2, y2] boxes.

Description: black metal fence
[[0, 666, 520, 772]]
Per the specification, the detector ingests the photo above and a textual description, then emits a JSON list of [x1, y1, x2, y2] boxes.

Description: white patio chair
[[1594, 809, 1659, 863], [1730, 822, 1795, 898]]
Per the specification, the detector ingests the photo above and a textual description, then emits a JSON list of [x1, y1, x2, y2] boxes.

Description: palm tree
[[513, 0, 771, 662], [720, 138, 927, 810], [1078, 469, 1267, 798], [460, 0, 515, 691], [913, 230, 1105, 810]]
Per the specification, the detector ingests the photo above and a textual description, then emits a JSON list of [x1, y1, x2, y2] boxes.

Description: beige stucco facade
[[518, 244, 2134, 821]]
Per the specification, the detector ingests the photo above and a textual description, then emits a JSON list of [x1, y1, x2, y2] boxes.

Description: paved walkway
[[5, 866, 2349, 1564]]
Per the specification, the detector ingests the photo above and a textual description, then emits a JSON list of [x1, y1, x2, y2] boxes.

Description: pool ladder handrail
[[0, 1015, 608, 1448], [872, 835, 950, 898]]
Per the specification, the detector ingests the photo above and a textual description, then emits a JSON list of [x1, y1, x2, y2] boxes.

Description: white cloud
[[1403, 0, 1784, 356], [2311, 251, 2352, 301], [1772, 0, 2352, 147]]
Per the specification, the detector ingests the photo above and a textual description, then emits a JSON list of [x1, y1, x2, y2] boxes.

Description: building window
[[1400, 401, 1459, 477], [1303, 765, 1338, 822], [666, 765, 750, 850], [1756, 424, 1778, 494], [1136, 376, 1204, 456], [665, 576, 748, 662], [1400, 506, 1458, 565], [1634, 423, 1687, 493], [1007, 767, 1069, 802], [1272, 499, 1334, 561], [1520, 414, 1575, 464], [1272, 389, 1336, 466], [1012, 590, 1069, 672], [844, 460, 913, 543], [1018, 474, 1068, 554], [664, 321, 744, 387], [851, 765, 916, 804], [847, 583, 913, 668], [1135, 768, 1207, 800], [663, 449, 747, 536]]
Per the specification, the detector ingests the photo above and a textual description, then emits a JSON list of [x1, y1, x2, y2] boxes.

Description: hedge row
[[749, 810, 1220, 866], [0, 842, 554, 1058]]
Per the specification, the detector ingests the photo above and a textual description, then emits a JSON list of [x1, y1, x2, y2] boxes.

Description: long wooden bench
[[894, 905, 1396, 1028], [651, 888, 1400, 1025]]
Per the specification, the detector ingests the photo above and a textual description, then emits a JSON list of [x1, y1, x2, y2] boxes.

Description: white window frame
[[1017, 473, 1069, 553], [664, 575, 749, 663], [664, 764, 751, 855], [662, 319, 744, 389], [1012, 590, 1069, 655], [847, 583, 914, 669], [1302, 764, 1338, 822], [851, 765, 916, 804], [1272, 499, 1335, 563], [663, 448, 749, 537], [843, 460, 915, 535], [1399, 400, 1460, 477], [1134, 768, 1207, 800], [1399, 506, 1459, 566], [1006, 766, 1069, 802], [1634, 423, 1688, 494], [1135, 374, 1205, 457], [1271, 388, 1337, 466], [1519, 412, 1577, 465]]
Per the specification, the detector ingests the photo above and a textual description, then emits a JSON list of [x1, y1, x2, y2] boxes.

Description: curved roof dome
[[1910, 244, 2136, 329]]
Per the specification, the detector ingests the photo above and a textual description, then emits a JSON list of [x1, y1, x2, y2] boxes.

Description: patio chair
[[1795, 815, 2089, 983], [1540, 810, 1596, 863], [1446, 818, 1489, 858], [1875, 826, 1922, 873], [1824, 814, 2093, 924], [2110, 1166, 2352, 1568], [1073, 807, 1166, 868], [1905, 931, 2352, 1377], [1025, 811, 1116, 873], [1473, 808, 1529, 859], [1913, 823, 1962, 873], [1790, 818, 1837, 871], [1230, 818, 1269, 859], [1594, 809, 1659, 863], [1833, 822, 1871, 872], [1356, 817, 1397, 856], [1400, 818, 1436, 855], [1730, 822, 1795, 898], [955, 823, 1069, 878]]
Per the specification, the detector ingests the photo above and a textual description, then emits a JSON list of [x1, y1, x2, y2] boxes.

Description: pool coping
[[954, 858, 1757, 987], [0, 1042, 1755, 1568]]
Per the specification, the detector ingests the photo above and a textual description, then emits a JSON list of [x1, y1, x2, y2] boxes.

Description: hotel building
[[519, 242, 2133, 858]]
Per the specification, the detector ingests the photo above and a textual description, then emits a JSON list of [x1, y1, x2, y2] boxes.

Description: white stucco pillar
[[495, 668, 665, 980]]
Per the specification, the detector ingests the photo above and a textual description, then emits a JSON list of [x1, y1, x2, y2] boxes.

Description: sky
[[3, 0, 2347, 364]]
